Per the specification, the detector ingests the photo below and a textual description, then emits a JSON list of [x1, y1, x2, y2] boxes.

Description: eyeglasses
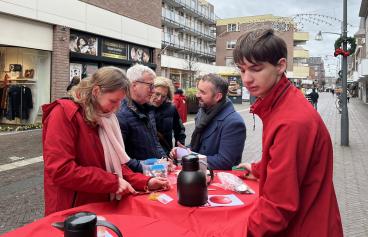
[[153, 92, 167, 100], [136, 80, 154, 90]]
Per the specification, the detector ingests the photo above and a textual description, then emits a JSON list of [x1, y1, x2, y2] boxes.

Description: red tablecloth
[[2, 171, 258, 237], [1, 213, 197, 237]]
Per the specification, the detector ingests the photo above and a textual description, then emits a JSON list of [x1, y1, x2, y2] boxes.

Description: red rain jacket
[[248, 76, 343, 237], [173, 94, 187, 123], [42, 99, 150, 216]]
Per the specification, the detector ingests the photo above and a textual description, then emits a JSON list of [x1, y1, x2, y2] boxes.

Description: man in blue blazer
[[172, 74, 246, 170]]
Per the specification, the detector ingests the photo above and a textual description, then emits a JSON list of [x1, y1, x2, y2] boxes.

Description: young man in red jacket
[[234, 29, 343, 236]]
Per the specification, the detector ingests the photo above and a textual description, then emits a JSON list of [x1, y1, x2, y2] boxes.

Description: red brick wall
[[51, 25, 70, 101], [216, 24, 294, 72], [80, 0, 161, 29]]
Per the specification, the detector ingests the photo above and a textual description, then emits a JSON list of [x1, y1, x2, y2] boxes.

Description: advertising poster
[[69, 63, 82, 81], [69, 33, 98, 56], [101, 39, 127, 60], [129, 45, 151, 63], [228, 76, 242, 97]]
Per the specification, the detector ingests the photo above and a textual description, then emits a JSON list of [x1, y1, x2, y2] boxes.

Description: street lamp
[[314, 0, 349, 146], [341, 0, 349, 146], [315, 31, 341, 41]]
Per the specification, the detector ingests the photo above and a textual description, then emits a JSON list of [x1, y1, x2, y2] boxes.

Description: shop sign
[[69, 33, 98, 56], [228, 76, 242, 97], [129, 45, 152, 63], [101, 39, 127, 60]]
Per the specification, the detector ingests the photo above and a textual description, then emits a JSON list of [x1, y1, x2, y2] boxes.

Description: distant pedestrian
[[347, 90, 351, 103], [331, 89, 335, 96], [308, 88, 319, 110], [173, 88, 187, 123]]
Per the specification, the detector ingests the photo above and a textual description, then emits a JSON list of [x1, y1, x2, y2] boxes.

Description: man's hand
[[169, 142, 191, 160], [236, 163, 257, 180], [147, 177, 170, 190], [236, 162, 252, 171]]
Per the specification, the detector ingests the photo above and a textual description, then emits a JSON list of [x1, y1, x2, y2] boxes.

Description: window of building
[[226, 40, 236, 49], [191, 0, 196, 8], [178, 32, 184, 41], [166, 50, 173, 56], [225, 56, 235, 66], [227, 23, 239, 32]]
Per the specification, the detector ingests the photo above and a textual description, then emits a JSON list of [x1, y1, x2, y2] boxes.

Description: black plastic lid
[[182, 154, 199, 171], [64, 212, 97, 231]]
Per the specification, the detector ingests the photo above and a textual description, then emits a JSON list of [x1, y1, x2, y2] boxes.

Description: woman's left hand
[[147, 177, 170, 191]]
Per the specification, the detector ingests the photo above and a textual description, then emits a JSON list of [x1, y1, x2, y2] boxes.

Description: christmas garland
[[334, 36, 356, 57]]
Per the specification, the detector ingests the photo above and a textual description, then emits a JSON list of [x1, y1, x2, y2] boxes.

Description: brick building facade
[[0, 0, 162, 125]]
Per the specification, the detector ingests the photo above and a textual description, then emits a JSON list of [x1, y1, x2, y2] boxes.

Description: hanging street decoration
[[334, 36, 357, 57]]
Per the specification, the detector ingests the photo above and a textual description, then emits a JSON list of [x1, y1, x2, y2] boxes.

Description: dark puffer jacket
[[154, 102, 186, 155], [117, 99, 166, 172]]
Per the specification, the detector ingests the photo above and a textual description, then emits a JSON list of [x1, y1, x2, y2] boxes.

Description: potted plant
[[185, 87, 199, 114]]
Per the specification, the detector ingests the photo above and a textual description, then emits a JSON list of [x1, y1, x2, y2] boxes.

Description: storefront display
[[101, 39, 128, 60], [69, 30, 155, 80], [129, 45, 151, 63], [218, 71, 243, 104], [69, 33, 98, 56], [0, 47, 51, 125]]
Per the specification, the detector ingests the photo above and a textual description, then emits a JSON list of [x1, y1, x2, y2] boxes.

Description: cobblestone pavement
[[0, 93, 368, 236]]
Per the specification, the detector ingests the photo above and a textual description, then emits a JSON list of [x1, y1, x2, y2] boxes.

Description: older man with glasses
[[117, 64, 167, 172]]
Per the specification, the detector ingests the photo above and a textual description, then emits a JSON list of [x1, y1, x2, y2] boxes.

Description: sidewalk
[[325, 95, 368, 237]]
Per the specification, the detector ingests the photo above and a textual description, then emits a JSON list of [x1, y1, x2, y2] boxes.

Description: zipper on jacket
[[71, 191, 78, 208]]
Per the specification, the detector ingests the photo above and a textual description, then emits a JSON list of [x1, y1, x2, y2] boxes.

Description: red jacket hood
[[42, 99, 80, 124]]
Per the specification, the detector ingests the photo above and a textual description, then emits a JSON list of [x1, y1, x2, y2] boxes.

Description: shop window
[[0, 47, 51, 125]]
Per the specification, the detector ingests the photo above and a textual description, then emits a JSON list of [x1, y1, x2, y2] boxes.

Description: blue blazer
[[194, 99, 246, 170]]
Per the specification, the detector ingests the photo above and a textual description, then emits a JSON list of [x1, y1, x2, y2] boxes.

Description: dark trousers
[[313, 102, 318, 110]]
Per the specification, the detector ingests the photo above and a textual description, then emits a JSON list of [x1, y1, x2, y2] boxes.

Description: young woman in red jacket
[[234, 29, 343, 237], [42, 66, 169, 215]]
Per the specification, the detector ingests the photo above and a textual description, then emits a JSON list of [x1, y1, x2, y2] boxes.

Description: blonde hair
[[154, 76, 174, 101], [69, 66, 130, 126]]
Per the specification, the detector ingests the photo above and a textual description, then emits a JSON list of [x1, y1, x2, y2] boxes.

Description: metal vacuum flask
[[177, 154, 208, 206]]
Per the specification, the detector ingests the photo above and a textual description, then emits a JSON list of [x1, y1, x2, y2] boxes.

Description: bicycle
[[335, 95, 342, 113]]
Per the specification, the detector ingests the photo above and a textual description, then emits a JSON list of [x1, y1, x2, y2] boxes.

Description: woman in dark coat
[[150, 77, 186, 155]]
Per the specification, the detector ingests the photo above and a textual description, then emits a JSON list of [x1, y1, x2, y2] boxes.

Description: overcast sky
[[208, 0, 362, 76]]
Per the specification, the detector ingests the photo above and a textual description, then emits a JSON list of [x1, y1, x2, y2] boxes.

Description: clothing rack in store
[[0, 83, 34, 124]]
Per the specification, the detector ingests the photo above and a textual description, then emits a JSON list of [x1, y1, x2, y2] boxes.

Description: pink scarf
[[98, 113, 130, 200]]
